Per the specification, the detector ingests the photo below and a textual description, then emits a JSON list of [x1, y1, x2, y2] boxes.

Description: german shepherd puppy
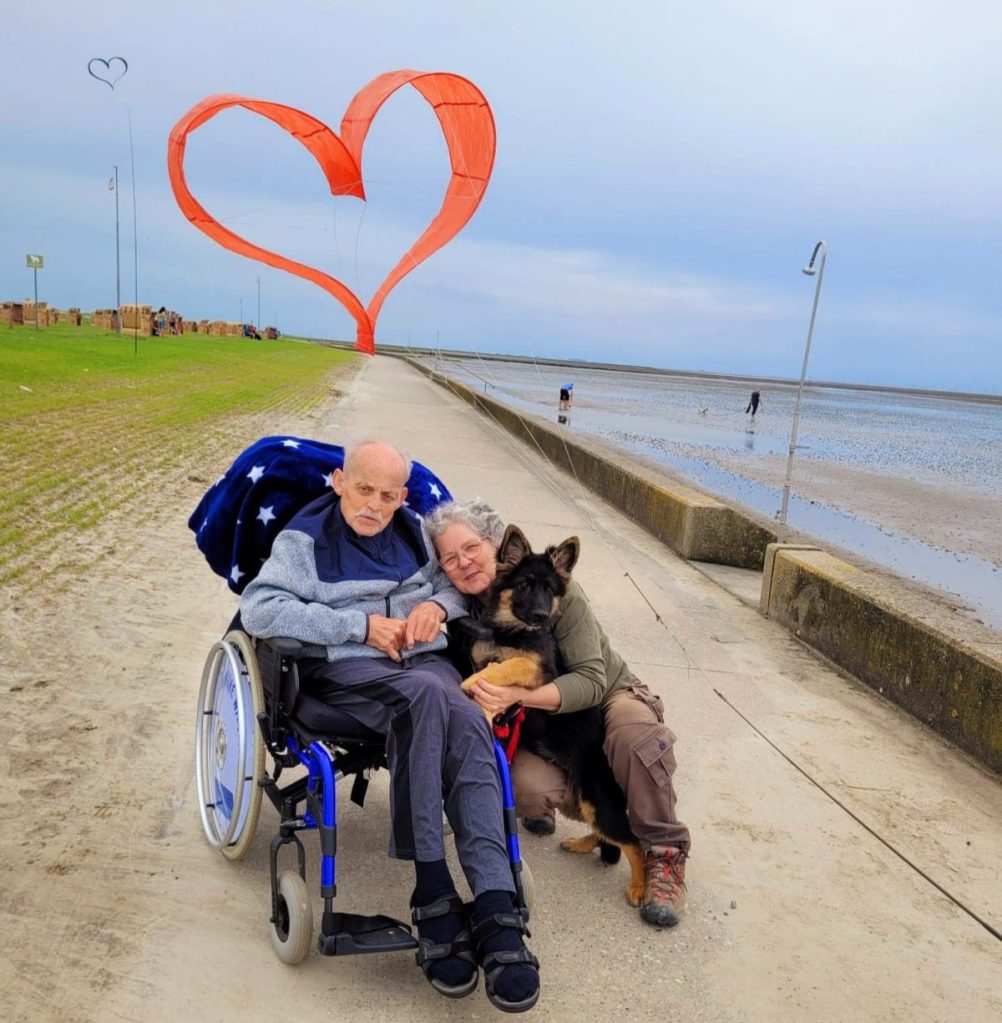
[[460, 525, 647, 907]]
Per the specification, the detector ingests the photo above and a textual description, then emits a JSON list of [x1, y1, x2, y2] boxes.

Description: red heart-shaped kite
[[167, 70, 495, 354]]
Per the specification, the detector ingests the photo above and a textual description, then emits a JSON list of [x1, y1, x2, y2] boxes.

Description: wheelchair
[[195, 617, 535, 965]]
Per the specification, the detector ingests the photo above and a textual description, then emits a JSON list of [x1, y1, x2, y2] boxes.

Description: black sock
[[412, 860, 474, 990], [413, 858, 455, 907], [473, 890, 538, 1004]]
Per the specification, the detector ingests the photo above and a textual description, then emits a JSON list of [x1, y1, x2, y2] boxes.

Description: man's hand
[[466, 679, 529, 718], [403, 601, 447, 649], [366, 614, 407, 661]]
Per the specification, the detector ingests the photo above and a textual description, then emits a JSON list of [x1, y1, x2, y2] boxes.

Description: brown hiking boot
[[640, 847, 686, 927]]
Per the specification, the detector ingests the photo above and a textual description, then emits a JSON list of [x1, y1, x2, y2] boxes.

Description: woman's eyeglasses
[[439, 539, 484, 571]]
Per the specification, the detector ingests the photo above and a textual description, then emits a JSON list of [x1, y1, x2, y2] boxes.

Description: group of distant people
[[148, 306, 274, 340], [152, 306, 181, 337], [555, 381, 764, 420]]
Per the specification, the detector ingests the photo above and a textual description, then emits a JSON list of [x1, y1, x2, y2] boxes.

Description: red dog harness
[[492, 707, 526, 764]]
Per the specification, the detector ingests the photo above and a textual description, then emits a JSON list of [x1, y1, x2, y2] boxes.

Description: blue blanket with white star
[[188, 435, 452, 593]]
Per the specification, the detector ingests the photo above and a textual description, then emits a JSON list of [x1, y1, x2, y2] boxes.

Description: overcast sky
[[2, 1, 1001, 391]]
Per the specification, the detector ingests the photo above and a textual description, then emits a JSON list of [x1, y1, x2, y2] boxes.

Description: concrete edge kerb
[[766, 547, 1002, 773], [401, 357, 1002, 776], [760, 543, 823, 613]]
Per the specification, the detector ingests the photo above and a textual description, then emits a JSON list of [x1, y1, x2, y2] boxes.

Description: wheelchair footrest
[[318, 913, 418, 956]]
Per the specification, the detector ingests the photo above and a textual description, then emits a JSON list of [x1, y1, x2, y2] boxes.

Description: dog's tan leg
[[560, 831, 601, 855], [460, 656, 544, 693], [622, 843, 646, 907]]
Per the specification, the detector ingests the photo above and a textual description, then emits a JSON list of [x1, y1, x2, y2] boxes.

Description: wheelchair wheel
[[269, 870, 313, 965], [194, 630, 265, 861], [517, 858, 537, 921]]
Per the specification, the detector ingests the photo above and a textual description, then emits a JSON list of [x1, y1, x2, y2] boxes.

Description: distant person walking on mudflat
[[559, 382, 574, 411], [746, 389, 762, 418]]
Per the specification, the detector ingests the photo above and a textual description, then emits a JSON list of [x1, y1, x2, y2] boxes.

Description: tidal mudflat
[[438, 356, 1001, 630]]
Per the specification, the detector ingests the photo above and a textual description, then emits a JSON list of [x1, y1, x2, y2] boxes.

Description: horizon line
[[306, 337, 1002, 406]]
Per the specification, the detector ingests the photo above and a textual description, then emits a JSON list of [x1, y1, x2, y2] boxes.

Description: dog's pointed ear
[[548, 536, 580, 577], [498, 524, 532, 567]]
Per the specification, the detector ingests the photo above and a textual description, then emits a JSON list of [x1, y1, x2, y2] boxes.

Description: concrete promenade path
[[10, 355, 996, 1023]]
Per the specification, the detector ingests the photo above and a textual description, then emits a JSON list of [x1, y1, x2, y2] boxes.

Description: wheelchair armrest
[[267, 636, 306, 658]]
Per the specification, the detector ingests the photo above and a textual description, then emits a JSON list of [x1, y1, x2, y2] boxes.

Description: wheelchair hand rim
[[195, 640, 250, 850]]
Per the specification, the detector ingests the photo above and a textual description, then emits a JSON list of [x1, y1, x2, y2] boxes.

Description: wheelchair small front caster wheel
[[269, 870, 313, 964]]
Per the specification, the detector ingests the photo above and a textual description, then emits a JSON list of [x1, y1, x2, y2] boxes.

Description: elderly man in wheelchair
[[194, 438, 540, 1014]]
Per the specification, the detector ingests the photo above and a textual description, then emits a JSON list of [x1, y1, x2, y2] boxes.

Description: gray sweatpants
[[299, 652, 514, 897]]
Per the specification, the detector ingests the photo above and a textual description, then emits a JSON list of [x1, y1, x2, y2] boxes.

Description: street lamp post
[[778, 241, 828, 530], [113, 165, 121, 334]]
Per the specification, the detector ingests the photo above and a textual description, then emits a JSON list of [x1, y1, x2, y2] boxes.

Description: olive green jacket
[[549, 579, 632, 713]]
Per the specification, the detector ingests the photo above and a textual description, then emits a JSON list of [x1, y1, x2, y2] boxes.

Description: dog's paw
[[625, 883, 645, 908], [560, 834, 599, 855]]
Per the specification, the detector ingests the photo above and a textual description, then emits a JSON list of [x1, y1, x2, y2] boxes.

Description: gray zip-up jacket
[[240, 494, 468, 661]]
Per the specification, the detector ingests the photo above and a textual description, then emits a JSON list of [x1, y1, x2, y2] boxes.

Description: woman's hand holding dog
[[466, 679, 563, 717], [466, 678, 526, 717]]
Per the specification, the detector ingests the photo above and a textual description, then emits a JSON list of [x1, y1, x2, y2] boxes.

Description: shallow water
[[437, 356, 1002, 630]]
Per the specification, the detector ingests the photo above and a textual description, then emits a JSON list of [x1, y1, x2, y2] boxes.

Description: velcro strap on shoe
[[472, 911, 527, 946], [415, 932, 475, 967], [482, 946, 540, 975], [411, 894, 465, 923]]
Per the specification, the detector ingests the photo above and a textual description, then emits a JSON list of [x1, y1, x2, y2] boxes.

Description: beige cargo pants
[[510, 677, 690, 853]]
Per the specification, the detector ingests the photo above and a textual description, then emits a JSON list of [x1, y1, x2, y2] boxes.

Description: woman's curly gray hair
[[425, 497, 505, 547]]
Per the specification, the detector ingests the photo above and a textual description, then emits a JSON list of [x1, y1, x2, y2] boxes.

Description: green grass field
[[0, 322, 358, 585]]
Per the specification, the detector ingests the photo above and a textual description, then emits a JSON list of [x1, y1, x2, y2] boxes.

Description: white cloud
[[1, 1, 1001, 391]]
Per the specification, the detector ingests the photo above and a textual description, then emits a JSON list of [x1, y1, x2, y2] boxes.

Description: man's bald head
[[343, 440, 411, 483], [332, 440, 410, 537]]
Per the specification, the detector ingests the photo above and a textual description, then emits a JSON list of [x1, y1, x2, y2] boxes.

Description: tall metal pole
[[256, 276, 261, 330], [239, 297, 243, 323], [33, 267, 39, 330], [114, 165, 121, 333], [127, 109, 138, 356], [778, 241, 827, 531]]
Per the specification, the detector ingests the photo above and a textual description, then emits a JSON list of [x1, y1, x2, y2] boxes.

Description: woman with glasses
[[426, 498, 691, 929]]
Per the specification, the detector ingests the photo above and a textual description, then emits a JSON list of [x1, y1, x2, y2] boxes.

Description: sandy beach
[[707, 450, 999, 564]]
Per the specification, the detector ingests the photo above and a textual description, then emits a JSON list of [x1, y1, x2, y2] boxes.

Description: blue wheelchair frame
[[253, 631, 531, 958]]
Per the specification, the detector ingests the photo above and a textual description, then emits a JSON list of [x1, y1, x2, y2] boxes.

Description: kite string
[[331, 195, 342, 276], [354, 202, 366, 300]]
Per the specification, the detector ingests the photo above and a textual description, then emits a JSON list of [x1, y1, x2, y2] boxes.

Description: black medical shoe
[[522, 815, 555, 836]]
